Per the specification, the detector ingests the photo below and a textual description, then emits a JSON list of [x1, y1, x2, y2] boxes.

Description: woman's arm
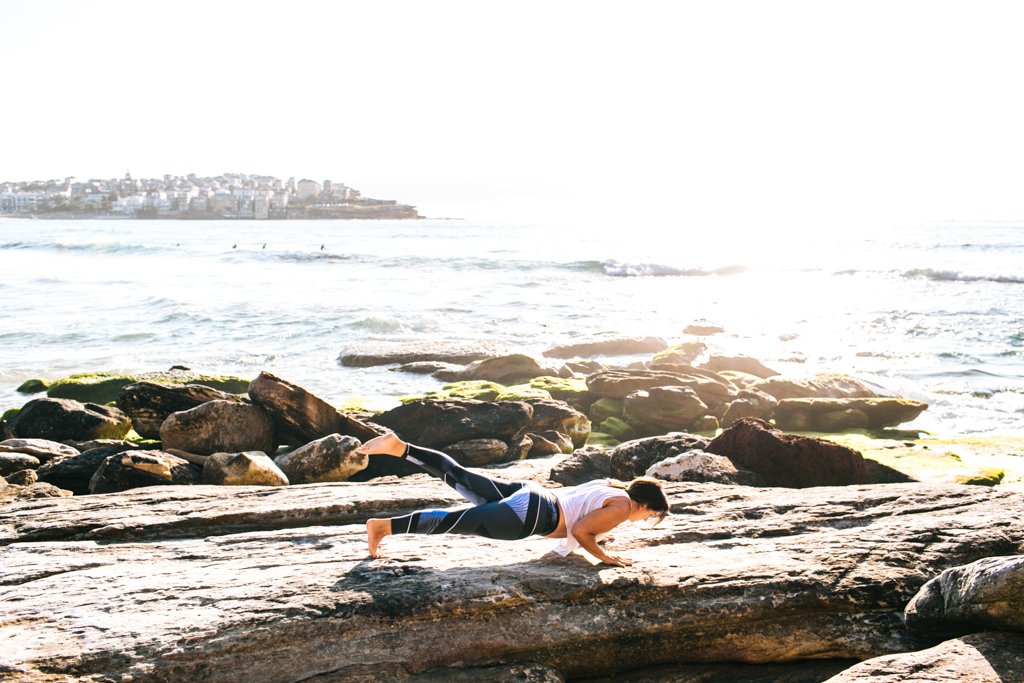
[[571, 499, 633, 566]]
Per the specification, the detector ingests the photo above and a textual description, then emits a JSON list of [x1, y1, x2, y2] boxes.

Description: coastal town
[[0, 171, 421, 220]]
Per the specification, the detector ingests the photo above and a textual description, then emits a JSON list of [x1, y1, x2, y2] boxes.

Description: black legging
[[388, 444, 560, 541]]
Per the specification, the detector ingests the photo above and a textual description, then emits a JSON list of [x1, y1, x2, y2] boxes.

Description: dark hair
[[626, 476, 670, 524]]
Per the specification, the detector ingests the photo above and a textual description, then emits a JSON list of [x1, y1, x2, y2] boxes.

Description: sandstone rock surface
[[339, 340, 508, 367], [36, 445, 138, 495], [588, 369, 735, 407], [543, 336, 667, 359], [0, 438, 80, 462], [374, 399, 532, 449], [549, 446, 613, 485], [444, 438, 511, 466], [88, 449, 201, 494], [775, 397, 928, 431], [1, 480, 1022, 681], [0, 452, 41, 477], [609, 432, 711, 480], [274, 434, 367, 484], [117, 381, 248, 439], [623, 386, 708, 434], [700, 355, 779, 379], [203, 451, 289, 486], [443, 354, 556, 383], [646, 450, 767, 486], [752, 374, 886, 400]]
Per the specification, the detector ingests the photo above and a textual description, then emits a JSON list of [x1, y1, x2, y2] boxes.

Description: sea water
[[1, 217, 1022, 436]]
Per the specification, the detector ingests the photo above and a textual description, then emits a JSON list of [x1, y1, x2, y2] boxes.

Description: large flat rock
[[2, 480, 1023, 682]]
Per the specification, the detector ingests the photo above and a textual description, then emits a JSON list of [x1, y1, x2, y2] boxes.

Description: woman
[[358, 433, 669, 566]]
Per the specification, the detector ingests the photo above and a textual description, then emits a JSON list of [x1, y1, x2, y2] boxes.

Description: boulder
[[609, 432, 711, 480], [523, 398, 591, 448], [649, 341, 708, 367], [374, 399, 533, 449], [248, 371, 381, 445], [587, 369, 735, 407], [528, 430, 574, 455], [0, 481, 73, 500], [9, 398, 132, 442], [47, 370, 250, 405], [549, 446, 613, 485], [2, 481, 1023, 681], [393, 361, 463, 375], [623, 387, 708, 435], [720, 388, 779, 427], [274, 434, 367, 484], [543, 336, 668, 359], [0, 452, 41, 477], [752, 374, 886, 400], [339, 340, 508, 367], [823, 632, 1024, 683], [588, 397, 624, 424], [160, 400, 275, 456], [505, 434, 534, 461], [527, 376, 592, 410], [0, 438, 80, 462], [706, 418, 866, 488], [699, 355, 779, 379], [442, 439, 511, 467], [430, 381, 505, 401], [118, 381, 248, 439], [36, 446, 138, 495], [89, 449, 201, 494], [682, 323, 725, 336], [202, 452, 289, 486], [16, 378, 50, 394], [443, 354, 557, 384], [904, 555, 1024, 637], [646, 450, 767, 486], [5, 469, 38, 486], [774, 398, 929, 431]]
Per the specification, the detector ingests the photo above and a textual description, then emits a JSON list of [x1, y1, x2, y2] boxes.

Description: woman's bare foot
[[366, 518, 392, 558], [355, 432, 407, 457]]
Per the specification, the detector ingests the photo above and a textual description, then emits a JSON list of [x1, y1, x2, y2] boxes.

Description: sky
[[2, 0, 1024, 230]]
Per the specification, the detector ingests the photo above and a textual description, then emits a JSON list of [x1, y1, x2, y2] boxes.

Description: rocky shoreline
[[2, 338, 1023, 681]]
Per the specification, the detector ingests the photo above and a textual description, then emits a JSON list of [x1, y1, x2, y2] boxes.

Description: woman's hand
[[601, 553, 634, 567]]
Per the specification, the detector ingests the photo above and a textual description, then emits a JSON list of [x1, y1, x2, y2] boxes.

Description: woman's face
[[629, 503, 660, 523]]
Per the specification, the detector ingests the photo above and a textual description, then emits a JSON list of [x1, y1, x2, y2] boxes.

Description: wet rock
[[339, 340, 508, 367], [649, 342, 708, 367], [523, 398, 591, 448], [16, 378, 50, 394], [36, 445, 139, 495], [623, 386, 708, 435], [89, 449, 201, 494], [443, 354, 558, 384], [588, 368, 735, 407], [752, 373, 886, 400], [118, 381, 248, 439], [274, 434, 367, 484], [248, 371, 381, 445], [3, 482, 1023, 681], [609, 432, 711, 480], [700, 355, 779, 379], [543, 336, 668, 359], [0, 452, 41, 477], [443, 438, 511, 467], [706, 418, 866, 487], [394, 361, 463, 374], [646, 450, 767, 486], [160, 400, 275, 456], [824, 632, 1024, 683], [720, 388, 779, 427], [682, 323, 725, 336], [904, 555, 1024, 637], [374, 399, 533, 449], [201, 451, 288, 486], [549, 446, 613, 485], [9, 398, 132, 442], [527, 377, 593, 411], [528, 430, 574, 455], [0, 438, 80, 462], [774, 398, 929, 431]]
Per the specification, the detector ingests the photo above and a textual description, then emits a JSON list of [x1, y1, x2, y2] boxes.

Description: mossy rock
[[47, 371, 251, 405], [529, 376, 590, 407], [495, 385, 553, 401], [652, 341, 707, 365], [17, 378, 50, 394], [586, 431, 621, 447], [599, 416, 636, 441], [2, 407, 21, 423], [443, 381, 507, 401], [955, 468, 1005, 486], [589, 397, 624, 423]]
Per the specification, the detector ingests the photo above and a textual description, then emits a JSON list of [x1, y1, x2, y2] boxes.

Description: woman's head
[[626, 477, 670, 524]]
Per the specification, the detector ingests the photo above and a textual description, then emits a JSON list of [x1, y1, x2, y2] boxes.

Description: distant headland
[[0, 171, 421, 220]]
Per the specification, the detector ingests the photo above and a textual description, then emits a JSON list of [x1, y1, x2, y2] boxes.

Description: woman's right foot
[[355, 432, 407, 457], [366, 518, 392, 558]]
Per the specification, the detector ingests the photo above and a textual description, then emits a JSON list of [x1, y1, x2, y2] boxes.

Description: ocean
[[1, 217, 1022, 437]]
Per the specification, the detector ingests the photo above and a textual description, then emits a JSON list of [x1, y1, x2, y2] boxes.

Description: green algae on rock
[[46, 371, 251, 404], [16, 378, 50, 394]]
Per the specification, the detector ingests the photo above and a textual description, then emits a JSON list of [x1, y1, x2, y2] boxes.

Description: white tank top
[[551, 479, 630, 556]]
